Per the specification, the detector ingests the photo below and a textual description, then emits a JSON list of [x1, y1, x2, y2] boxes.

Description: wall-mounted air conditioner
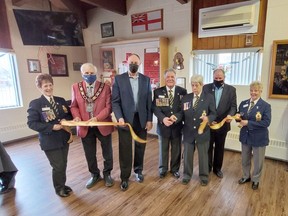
[[198, 0, 260, 38]]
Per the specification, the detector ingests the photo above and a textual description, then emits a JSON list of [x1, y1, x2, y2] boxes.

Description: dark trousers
[[158, 135, 181, 173], [44, 144, 69, 192], [118, 113, 147, 181], [81, 127, 113, 177], [208, 130, 227, 172]]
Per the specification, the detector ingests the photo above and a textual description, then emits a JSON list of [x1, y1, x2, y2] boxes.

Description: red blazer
[[71, 80, 114, 138]]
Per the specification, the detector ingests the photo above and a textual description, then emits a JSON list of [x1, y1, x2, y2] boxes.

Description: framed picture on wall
[[269, 40, 288, 99], [47, 54, 69, 77], [27, 59, 41, 73], [176, 77, 186, 89], [101, 22, 114, 38], [100, 48, 115, 72]]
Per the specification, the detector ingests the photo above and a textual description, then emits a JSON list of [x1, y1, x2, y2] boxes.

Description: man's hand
[[170, 115, 177, 122], [225, 115, 233, 123], [118, 118, 126, 127], [163, 117, 173, 127], [145, 121, 153, 131], [73, 117, 81, 122], [52, 124, 63, 131], [88, 117, 98, 122]]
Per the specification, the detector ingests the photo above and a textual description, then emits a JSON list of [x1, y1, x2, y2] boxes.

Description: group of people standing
[[25, 53, 271, 198]]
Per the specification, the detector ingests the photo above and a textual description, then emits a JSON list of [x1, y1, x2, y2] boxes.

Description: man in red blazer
[[71, 63, 114, 189]]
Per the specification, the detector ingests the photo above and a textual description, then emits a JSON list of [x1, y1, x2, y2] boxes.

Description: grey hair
[[164, 68, 176, 78], [190, 74, 203, 85], [80, 63, 97, 73]]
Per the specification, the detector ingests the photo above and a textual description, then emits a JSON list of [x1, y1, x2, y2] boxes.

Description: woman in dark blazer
[[237, 81, 271, 190], [178, 74, 216, 186], [27, 74, 73, 197]]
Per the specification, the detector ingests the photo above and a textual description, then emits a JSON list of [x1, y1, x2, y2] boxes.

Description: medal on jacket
[[255, 111, 262, 121]]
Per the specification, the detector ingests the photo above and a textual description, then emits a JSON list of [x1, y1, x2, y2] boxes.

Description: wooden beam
[[81, 0, 127, 15], [55, 0, 88, 29], [12, 0, 33, 7], [176, 0, 188, 4]]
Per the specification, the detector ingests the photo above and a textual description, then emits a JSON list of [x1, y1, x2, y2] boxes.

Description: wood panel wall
[[0, 1, 12, 50], [192, 0, 268, 50]]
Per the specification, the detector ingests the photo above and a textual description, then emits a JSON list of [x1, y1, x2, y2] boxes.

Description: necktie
[[50, 97, 59, 115], [168, 89, 173, 108], [193, 95, 199, 109], [248, 101, 254, 113]]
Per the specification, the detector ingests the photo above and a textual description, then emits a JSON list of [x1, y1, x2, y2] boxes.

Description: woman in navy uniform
[[27, 74, 73, 197], [237, 81, 271, 190]]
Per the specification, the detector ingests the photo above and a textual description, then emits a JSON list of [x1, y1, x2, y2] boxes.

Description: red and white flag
[[131, 9, 163, 33]]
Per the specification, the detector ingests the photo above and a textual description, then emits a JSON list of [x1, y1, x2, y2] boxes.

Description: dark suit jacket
[[179, 92, 216, 143], [203, 83, 237, 133], [238, 98, 271, 147], [71, 80, 114, 138], [27, 95, 72, 151], [152, 85, 187, 138], [112, 72, 153, 128]]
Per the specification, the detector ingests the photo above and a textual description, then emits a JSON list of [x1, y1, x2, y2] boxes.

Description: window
[[0, 51, 22, 109], [192, 48, 263, 85]]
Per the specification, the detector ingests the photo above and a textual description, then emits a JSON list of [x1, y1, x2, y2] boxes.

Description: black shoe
[[200, 180, 209, 186], [252, 182, 259, 190], [214, 170, 223, 178], [238, 177, 251, 184], [120, 180, 129, 191], [56, 188, 70, 197], [104, 175, 114, 187], [64, 185, 73, 193], [159, 172, 167, 179], [182, 179, 190, 185], [135, 173, 144, 182], [86, 174, 101, 189], [172, 171, 180, 179]]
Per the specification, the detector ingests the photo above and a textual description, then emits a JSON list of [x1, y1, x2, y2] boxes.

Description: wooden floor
[[1, 132, 288, 216]]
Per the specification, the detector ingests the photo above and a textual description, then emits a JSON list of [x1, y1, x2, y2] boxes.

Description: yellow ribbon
[[198, 115, 241, 134], [60, 120, 147, 143]]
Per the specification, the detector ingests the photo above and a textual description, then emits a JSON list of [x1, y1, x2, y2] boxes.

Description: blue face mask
[[82, 74, 96, 84]]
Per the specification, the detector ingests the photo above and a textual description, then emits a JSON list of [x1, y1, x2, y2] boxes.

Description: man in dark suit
[[0, 141, 18, 194], [203, 69, 237, 178], [152, 68, 187, 179], [71, 63, 114, 189], [237, 81, 271, 190], [27, 74, 73, 197], [179, 74, 216, 186], [112, 53, 153, 191]]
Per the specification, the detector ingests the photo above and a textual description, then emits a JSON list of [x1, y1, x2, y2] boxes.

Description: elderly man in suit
[[179, 74, 216, 186], [203, 68, 237, 178], [112, 53, 153, 191], [152, 68, 187, 179], [71, 63, 114, 189], [0, 141, 18, 194], [237, 81, 271, 190], [27, 74, 73, 197]]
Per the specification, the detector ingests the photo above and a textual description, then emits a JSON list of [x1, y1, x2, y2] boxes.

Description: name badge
[[42, 107, 50, 111], [243, 104, 248, 108]]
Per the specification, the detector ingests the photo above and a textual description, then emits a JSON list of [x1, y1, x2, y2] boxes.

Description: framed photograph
[[100, 48, 115, 72], [269, 40, 288, 99], [101, 22, 114, 38], [27, 59, 41, 73], [131, 9, 163, 34], [47, 54, 69, 77], [73, 62, 83, 71], [176, 77, 186, 89]]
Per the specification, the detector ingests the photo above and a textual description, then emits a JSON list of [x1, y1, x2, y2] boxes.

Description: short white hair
[[80, 63, 97, 74], [190, 74, 203, 85]]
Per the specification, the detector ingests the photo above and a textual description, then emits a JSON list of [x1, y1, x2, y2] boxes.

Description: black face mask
[[214, 80, 224, 88], [129, 63, 139, 73]]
